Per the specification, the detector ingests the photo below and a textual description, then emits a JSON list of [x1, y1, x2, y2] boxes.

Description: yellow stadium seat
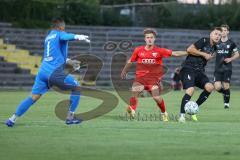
[[6, 44, 16, 51], [0, 41, 41, 75], [16, 49, 30, 55], [0, 44, 7, 49]]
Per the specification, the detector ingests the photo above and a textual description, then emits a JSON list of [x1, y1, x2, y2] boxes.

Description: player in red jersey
[[121, 28, 187, 121]]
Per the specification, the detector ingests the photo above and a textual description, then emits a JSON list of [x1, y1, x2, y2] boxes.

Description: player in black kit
[[214, 24, 239, 109], [179, 27, 222, 122]]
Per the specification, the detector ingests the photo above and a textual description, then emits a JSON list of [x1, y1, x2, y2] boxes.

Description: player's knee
[[132, 85, 144, 93], [223, 83, 230, 90], [186, 87, 194, 96], [214, 82, 221, 91], [132, 92, 140, 97], [74, 86, 81, 92], [223, 86, 230, 90], [205, 83, 214, 92], [152, 96, 162, 103], [31, 94, 41, 101], [71, 86, 81, 96], [214, 85, 221, 91]]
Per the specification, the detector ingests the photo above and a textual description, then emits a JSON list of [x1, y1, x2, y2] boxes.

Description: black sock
[[196, 90, 211, 106], [224, 89, 230, 104], [180, 94, 191, 113]]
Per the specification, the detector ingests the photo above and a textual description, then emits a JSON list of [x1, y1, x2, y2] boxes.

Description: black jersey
[[182, 38, 217, 71], [215, 39, 238, 72], [173, 72, 181, 82]]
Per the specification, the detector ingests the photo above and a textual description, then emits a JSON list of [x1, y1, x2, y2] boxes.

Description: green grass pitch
[[0, 90, 240, 160]]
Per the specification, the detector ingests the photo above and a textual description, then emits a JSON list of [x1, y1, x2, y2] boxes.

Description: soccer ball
[[184, 101, 199, 115]]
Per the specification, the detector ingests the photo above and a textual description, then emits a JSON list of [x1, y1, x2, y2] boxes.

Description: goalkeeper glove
[[74, 34, 90, 43]]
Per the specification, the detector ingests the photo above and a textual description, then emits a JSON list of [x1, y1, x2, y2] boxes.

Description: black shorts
[[214, 70, 232, 83], [180, 68, 210, 89]]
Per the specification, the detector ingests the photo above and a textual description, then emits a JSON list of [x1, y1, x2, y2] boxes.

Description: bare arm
[[224, 51, 240, 63], [187, 44, 213, 60], [171, 51, 188, 57], [121, 59, 132, 79]]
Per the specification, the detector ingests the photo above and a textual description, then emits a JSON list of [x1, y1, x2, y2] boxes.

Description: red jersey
[[130, 45, 172, 78]]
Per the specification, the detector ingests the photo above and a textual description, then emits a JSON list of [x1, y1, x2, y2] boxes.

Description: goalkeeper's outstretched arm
[[59, 32, 90, 43]]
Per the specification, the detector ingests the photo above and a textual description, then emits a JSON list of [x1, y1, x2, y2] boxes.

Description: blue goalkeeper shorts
[[31, 67, 79, 95]]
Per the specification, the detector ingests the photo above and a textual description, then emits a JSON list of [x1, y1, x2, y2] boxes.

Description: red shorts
[[135, 76, 161, 91], [134, 64, 164, 91]]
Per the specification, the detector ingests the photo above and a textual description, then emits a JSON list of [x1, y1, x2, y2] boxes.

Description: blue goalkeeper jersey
[[39, 29, 76, 74]]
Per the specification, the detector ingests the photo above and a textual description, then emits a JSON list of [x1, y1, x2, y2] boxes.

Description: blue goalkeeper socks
[[69, 90, 81, 112], [15, 97, 36, 117], [14, 91, 80, 117]]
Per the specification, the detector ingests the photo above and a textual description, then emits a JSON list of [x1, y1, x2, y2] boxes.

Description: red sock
[[157, 99, 166, 113], [130, 97, 138, 110]]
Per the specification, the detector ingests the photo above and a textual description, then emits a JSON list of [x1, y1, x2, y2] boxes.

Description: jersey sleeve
[[231, 42, 238, 53], [59, 32, 76, 41], [130, 47, 139, 62], [194, 38, 206, 50], [160, 48, 172, 58]]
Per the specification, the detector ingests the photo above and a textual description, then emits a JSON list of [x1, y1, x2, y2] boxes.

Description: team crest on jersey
[[152, 52, 158, 57], [227, 45, 230, 48]]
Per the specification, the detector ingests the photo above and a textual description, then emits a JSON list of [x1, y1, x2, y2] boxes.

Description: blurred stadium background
[[1, 0, 240, 89]]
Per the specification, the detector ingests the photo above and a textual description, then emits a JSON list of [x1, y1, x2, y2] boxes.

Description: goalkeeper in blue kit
[[5, 18, 90, 127]]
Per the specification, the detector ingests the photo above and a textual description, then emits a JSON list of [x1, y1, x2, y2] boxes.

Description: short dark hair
[[143, 28, 157, 36], [221, 24, 230, 31], [51, 17, 65, 29], [212, 27, 222, 32]]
